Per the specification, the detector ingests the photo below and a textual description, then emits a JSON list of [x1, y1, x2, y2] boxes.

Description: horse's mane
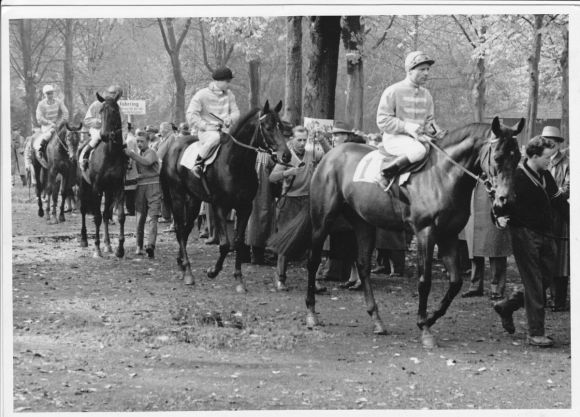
[[230, 108, 260, 138], [438, 122, 491, 148]]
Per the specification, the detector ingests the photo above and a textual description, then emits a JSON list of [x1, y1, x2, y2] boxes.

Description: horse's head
[[96, 91, 123, 145], [483, 116, 524, 227], [255, 100, 291, 164], [64, 122, 83, 161]]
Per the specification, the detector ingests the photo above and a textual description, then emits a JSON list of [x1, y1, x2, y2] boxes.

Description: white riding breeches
[[89, 128, 102, 147], [382, 133, 427, 163], [197, 130, 221, 159]]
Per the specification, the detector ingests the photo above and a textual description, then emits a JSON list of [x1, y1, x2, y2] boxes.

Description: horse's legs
[[207, 206, 230, 279], [424, 236, 463, 329], [180, 197, 200, 284], [35, 165, 44, 217], [79, 182, 89, 247], [415, 226, 437, 348], [102, 191, 113, 253], [352, 217, 387, 335], [232, 204, 252, 293], [115, 192, 126, 258], [58, 174, 67, 222], [44, 172, 53, 223], [93, 193, 103, 258], [305, 232, 326, 329]]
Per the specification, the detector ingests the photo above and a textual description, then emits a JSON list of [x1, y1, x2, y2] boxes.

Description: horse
[[160, 100, 291, 293], [270, 117, 524, 348], [31, 121, 82, 223], [78, 91, 127, 258]]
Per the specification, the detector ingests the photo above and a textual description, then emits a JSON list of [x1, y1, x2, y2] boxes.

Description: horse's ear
[[262, 100, 270, 113], [114, 91, 122, 102], [96, 92, 105, 103], [65, 122, 71, 131], [274, 100, 283, 113], [513, 118, 525, 135], [491, 116, 502, 138], [77, 122, 83, 131]]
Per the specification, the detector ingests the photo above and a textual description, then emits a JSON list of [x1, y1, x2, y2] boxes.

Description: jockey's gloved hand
[[404, 121, 422, 139], [434, 130, 447, 140]]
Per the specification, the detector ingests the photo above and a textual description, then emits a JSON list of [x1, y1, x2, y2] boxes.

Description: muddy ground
[[9, 184, 571, 411]]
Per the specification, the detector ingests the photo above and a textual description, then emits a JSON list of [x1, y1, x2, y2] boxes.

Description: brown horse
[[32, 121, 82, 223], [78, 92, 127, 258], [160, 100, 291, 293], [270, 117, 524, 348]]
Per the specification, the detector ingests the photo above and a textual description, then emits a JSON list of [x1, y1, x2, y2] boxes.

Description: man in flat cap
[[376, 51, 444, 188], [186, 66, 240, 178]]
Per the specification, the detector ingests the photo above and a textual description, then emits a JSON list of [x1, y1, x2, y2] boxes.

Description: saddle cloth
[[179, 141, 220, 171], [353, 143, 430, 187]]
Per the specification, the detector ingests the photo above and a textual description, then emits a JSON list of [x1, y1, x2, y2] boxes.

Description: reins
[[209, 112, 294, 168]]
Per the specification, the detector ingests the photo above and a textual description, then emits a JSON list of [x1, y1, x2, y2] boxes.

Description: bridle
[[210, 111, 292, 167]]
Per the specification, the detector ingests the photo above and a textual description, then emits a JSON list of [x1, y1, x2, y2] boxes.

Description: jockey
[[35, 84, 69, 163], [79, 85, 123, 170], [376, 51, 445, 187], [186, 66, 240, 178]]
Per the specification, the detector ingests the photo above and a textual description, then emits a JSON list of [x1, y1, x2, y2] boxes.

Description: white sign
[[118, 100, 146, 115]]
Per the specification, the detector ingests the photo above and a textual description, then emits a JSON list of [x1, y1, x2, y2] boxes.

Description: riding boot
[[36, 137, 49, 167], [493, 290, 524, 334], [379, 156, 412, 189], [80, 144, 94, 171], [192, 155, 205, 178]]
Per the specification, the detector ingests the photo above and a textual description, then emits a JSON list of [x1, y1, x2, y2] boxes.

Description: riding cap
[[135, 128, 146, 137], [332, 120, 353, 134], [106, 85, 123, 97], [178, 122, 190, 133], [540, 126, 564, 143], [43, 84, 55, 94], [212, 67, 234, 81], [405, 51, 435, 72]]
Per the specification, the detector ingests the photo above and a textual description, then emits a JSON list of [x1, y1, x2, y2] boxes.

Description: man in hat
[[80, 85, 123, 170], [541, 126, 570, 311], [186, 66, 240, 178], [35, 84, 69, 164], [376, 51, 445, 188]]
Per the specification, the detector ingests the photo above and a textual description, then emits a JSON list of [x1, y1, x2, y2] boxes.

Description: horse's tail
[[268, 201, 312, 260]]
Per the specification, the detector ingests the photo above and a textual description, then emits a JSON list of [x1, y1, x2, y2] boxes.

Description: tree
[[157, 18, 192, 123], [522, 14, 544, 144], [559, 22, 568, 141], [341, 16, 364, 129], [452, 15, 488, 122], [303, 16, 341, 119], [9, 19, 61, 135], [283, 16, 303, 125], [56, 19, 76, 118]]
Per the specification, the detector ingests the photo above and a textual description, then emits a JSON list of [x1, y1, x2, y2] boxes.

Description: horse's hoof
[[184, 275, 195, 285], [115, 247, 125, 258], [207, 268, 218, 279], [421, 329, 438, 349], [59, 215, 66, 222], [38, 209, 44, 217], [373, 323, 389, 335], [93, 251, 103, 258], [235, 284, 247, 294], [80, 239, 88, 248], [104, 245, 113, 254], [306, 313, 319, 329], [275, 281, 288, 292]]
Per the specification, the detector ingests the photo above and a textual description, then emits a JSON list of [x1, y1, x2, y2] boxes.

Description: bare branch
[[372, 16, 396, 50], [198, 19, 214, 72], [175, 18, 192, 52], [9, 52, 24, 80], [452, 15, 476, 48], [157, 18, 172, 54], [224, 44, 234, 65]]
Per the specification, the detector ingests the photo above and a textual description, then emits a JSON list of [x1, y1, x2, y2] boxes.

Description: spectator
[[493, 136, 568, 347], [123, 128, 162, 259], [542, 126, 570, 312], [269, 125, 329, 291], [11, 127, 26, 186], [461, 179, 512, 300], [124, 124, 138, 216]]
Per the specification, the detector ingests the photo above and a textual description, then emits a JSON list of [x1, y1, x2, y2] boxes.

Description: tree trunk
[[559, 23, 568, 143], [283, 16, 302, 125], [472, 56, 486, 122], [303, 16, 341, 119], [523, 14, 544, 145], [63, 20, 74, 119], [249, 58, 261, 109], [158, 18, 192, 124], [341, 16, 364, 130], [19, 20, 37, 136]]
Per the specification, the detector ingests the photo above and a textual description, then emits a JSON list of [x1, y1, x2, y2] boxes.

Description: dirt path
[[10, 186, 571, 411]]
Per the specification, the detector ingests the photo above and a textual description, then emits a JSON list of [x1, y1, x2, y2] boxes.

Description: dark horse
[[78, 91, 127, 258], [271, 117, 524, 348], [32, 121, 82, 223], [161, 100, 291, 292]]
